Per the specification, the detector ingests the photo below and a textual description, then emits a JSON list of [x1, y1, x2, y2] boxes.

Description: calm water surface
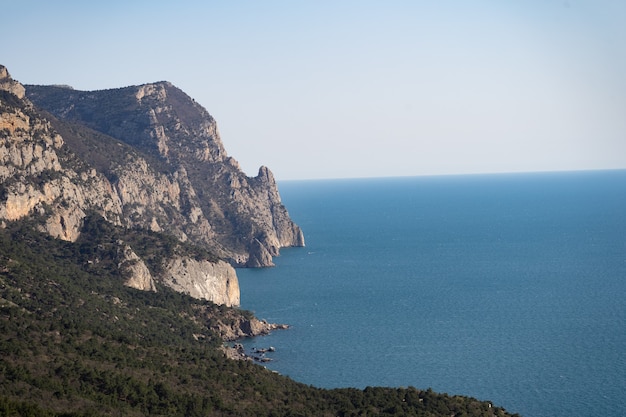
[[237, 170, 626, 417]]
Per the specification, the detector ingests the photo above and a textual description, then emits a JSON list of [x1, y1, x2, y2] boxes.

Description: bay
[[237, 170, 626, 417]]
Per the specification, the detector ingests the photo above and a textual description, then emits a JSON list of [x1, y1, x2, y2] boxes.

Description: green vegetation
[[0, 221, 519, 416], [76, 213, 220, 278]]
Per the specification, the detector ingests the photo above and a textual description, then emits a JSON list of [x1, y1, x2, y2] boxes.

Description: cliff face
[[162, 257, 240, 307], [25, 80, 305, 267], [0, 67, 123, 241], [0, 64, 304, 307]]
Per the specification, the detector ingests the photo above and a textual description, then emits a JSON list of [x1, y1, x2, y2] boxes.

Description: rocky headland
[[0, 64, 304, 310], [0, 65, 521, 416]]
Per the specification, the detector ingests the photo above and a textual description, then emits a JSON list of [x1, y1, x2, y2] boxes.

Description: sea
[[237, 170, 626, 417]]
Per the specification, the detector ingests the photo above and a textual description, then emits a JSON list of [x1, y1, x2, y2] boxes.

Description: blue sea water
[[237, 170, 626, 417]]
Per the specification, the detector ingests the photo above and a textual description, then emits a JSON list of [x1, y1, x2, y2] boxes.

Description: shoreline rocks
[[222, 343, 280, 362], [218, 319, 289, 361], [216, 317, 289, 342]]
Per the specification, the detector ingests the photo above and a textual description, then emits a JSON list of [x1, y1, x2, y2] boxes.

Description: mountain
[[0, 65, 520, 416], [1, 64, 305, 306], [24, 79, 305, 268]]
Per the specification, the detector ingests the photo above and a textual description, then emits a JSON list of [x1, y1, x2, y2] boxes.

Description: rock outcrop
[[25, 80, 305, 267], [211, 315, 289, 342], [0, 66, 123, 241], [118, 244, 157, 292], [0, 64, 304, 308], [0, 66, 25, 99], [162, 257, 240, 307]]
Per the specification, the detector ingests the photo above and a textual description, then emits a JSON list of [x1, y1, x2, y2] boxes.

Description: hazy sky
[[3, 1, 625, 180]]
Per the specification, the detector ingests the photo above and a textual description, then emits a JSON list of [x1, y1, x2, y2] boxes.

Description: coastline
[[217, 315, 289, 361]]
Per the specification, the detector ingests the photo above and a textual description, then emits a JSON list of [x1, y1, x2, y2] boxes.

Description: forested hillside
[[0, 220, 518, 417]]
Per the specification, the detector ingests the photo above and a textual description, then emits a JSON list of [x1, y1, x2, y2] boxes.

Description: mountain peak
[[0, 64, 26, 99], [21, 70, 304, 267]]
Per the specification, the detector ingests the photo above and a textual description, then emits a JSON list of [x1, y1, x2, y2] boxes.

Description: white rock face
[[119, 245, 157, 292], [0, 68, 124, 240], [0, 65, 25, 99], [162, 257, 240, 307], [112, 158, 214, 244], [0, 157, 123, 241]]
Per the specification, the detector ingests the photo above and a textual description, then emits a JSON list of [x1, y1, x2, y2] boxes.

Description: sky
[[3, 0, 625, 180]]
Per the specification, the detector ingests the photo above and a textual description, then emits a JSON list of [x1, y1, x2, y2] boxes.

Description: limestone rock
[[246, 238, 275, 268], [118, 244, 157, 292], [1, 64, 302, 308], [162, 257, 240, 307], [26, 81, 304, 267], [0, 67, 123, 239], [209, 312, 289, 342], [0, 65, 25, 99]]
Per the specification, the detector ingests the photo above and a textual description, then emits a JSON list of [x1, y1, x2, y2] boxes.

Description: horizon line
[[274, 167, 626, 182]]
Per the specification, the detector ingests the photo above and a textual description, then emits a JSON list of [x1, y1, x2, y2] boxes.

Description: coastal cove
[[237, 170, 626, 417]]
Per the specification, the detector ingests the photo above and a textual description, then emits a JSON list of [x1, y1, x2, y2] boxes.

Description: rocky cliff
[[0, 66, 123, 241], [25, 80, 305, 267], [162, 257, 240, 307], [0, 64, 304, 307]]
